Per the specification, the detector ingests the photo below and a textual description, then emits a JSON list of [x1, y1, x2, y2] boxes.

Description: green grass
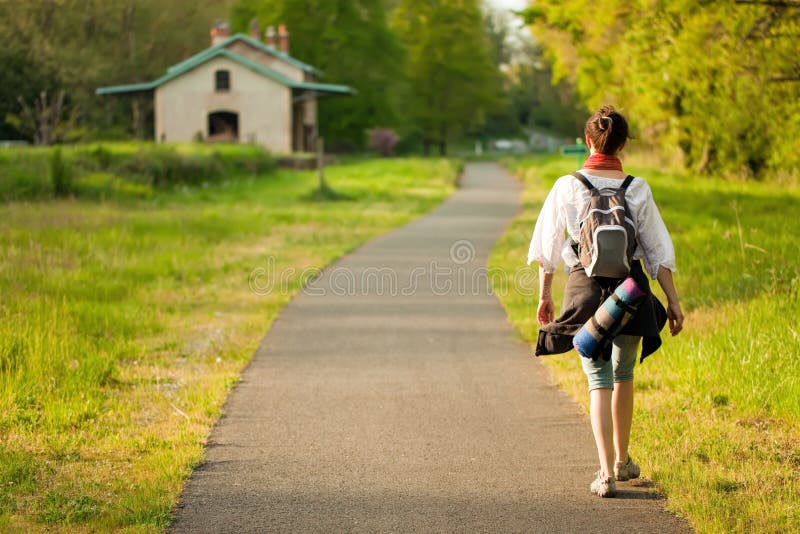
[[0, 156, 457, 531], [492, 155, 800, 533]]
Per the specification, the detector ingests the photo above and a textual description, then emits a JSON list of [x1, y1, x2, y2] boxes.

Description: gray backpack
[[571, 172, 637, 278]]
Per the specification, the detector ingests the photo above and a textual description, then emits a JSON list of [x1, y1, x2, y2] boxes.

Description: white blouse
[[527, 172, 676, 279]]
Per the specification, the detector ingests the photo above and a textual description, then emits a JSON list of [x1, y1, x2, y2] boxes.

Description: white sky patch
[[487, 0, 530, 11], [485, 0, 534, 55]]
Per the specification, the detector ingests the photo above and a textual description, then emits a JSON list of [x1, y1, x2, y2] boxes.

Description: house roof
[[169, 33, 321, 76], [96, 34, 353, 97]]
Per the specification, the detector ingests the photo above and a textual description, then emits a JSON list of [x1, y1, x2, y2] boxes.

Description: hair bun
[[585, 105, 628, 154]]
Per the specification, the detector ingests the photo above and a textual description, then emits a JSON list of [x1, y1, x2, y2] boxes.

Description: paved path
[[171, 163, 689, 533]]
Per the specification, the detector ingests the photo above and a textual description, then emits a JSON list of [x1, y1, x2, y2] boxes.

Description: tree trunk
[[132, 97, 144, 139], [423, 138, 431, 156], [694, 139, 712, 174]]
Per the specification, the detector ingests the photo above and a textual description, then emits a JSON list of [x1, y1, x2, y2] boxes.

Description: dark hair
[[585, 105, 629, 155]]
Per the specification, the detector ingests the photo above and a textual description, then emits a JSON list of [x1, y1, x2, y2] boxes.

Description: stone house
[[97, 21, 354, 153]]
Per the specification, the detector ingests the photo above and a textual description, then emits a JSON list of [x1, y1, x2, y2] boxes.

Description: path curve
[[170, 162, 689, 533]]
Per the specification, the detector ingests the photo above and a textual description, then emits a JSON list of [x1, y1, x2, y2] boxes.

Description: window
[[215, 70, 230, 92]]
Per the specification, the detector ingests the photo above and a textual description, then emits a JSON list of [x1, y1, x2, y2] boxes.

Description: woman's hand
[[537, 266, 555, 326], [656, 266, 684, 336], [537, 295, 555, 326], [666, 299, 684, 336]]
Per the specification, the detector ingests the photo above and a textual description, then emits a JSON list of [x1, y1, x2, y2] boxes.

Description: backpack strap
[[571, 171, 597, 192], [620, 175, 635, 190]]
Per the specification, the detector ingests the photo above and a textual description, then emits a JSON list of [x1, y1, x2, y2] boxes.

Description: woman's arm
[[537, 264, 555, 326], [527, 179, 566, 272], [656, 265, 684, 336]]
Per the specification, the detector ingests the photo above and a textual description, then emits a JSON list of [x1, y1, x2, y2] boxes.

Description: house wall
[[226, 41, 305, 83], [155, 56, 292, 153]]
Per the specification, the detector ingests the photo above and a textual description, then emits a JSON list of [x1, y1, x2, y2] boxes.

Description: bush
[[88, 145, 113, 169], [211, 146, 276, 175], [368, 129, 400, 157], [120, 146, 275, 187], [0, 143, 277, 200], [49, 147, 72, 197], [74, 172, 153, 200], [0, 150, 51, 200]]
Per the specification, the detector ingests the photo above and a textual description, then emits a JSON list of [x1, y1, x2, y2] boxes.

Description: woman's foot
[[614, 456, 641, 481], [590, 471, 617, 497]]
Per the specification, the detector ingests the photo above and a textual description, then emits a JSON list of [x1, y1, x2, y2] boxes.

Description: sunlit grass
[[0, 157, 457, 531], [493, 154, 800, 533]]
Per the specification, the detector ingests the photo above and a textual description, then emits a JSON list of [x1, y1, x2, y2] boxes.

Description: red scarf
[[582, 153, 623, 171]]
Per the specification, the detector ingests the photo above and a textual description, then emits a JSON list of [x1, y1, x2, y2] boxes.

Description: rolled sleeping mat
[[573, 276, 647, 360]]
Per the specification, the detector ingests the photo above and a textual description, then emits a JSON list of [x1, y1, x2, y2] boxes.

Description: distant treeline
[[0, 0, 585, 154], [523, 1, 800, 179]]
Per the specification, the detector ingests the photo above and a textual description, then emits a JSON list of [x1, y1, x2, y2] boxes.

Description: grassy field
[[491, 155, 800, 533], [0, 154, 457, 531]]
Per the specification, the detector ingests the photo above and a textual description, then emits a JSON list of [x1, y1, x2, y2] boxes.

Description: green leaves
[[392, 0, 504, 153], [232, 0, 403, 149], [522, 0, 800, 178]]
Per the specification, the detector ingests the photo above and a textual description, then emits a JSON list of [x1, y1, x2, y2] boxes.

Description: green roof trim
[[97, 82, 156, 95], [96, 48, 354, 96], [294, 81, 354, 94], [167, 33, 320, 76]]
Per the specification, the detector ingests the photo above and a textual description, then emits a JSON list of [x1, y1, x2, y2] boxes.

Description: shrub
[[122, 147, 222, 187], [88, 145, 113, 169], [368, 129, 400, 157], [74, 172, 153, 200], [0, 150, 50, 200], [49, 147, 72, 197], [1, 143, 276, 200]]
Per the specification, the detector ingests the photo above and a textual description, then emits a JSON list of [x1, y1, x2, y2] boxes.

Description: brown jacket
[[535, 260, 668, 362]]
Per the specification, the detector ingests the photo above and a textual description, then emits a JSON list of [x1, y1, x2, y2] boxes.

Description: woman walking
[[528, 106, 684, 497]]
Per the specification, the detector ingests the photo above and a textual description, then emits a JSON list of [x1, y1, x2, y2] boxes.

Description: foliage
[[0, 48, 60, 140], [6, 90, 77, 146], [0, 0, 236, 141], [0, 157, 456, 530], [49, 147, 71, 197], [231, 0, 404, 150], [480, 5, 586, 140], [368, 128, 400, 157], [0, 143, 275, 200], [521, 1, 800, 178], [0, 0, 568, 153], [493, 155, 800, 531], [392, 0, 505, 154]]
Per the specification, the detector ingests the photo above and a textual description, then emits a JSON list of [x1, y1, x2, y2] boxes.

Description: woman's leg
[[610, 335, 641, 464], [612, 380, 634, 463], [581, 356, 615, 477], [589, 387, 614, 477]]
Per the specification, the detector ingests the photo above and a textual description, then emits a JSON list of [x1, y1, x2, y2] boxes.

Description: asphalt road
[[170, 162, 689, 533]]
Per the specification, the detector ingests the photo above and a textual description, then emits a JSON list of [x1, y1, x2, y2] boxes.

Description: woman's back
[[528, 171, 674, 279]]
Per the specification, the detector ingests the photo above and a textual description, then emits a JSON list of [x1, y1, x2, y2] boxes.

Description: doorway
[[207, 111, 239, 142]]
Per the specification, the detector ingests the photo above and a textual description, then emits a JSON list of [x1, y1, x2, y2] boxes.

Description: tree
[[392, 0, 504, 154], [522, 0, 800, 178], [0, 0, 236, 140], [0, 48, 61, 140], [231, 0, 404, 150], [479, 4, 586, 139], [6, 90, 77, 145]]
